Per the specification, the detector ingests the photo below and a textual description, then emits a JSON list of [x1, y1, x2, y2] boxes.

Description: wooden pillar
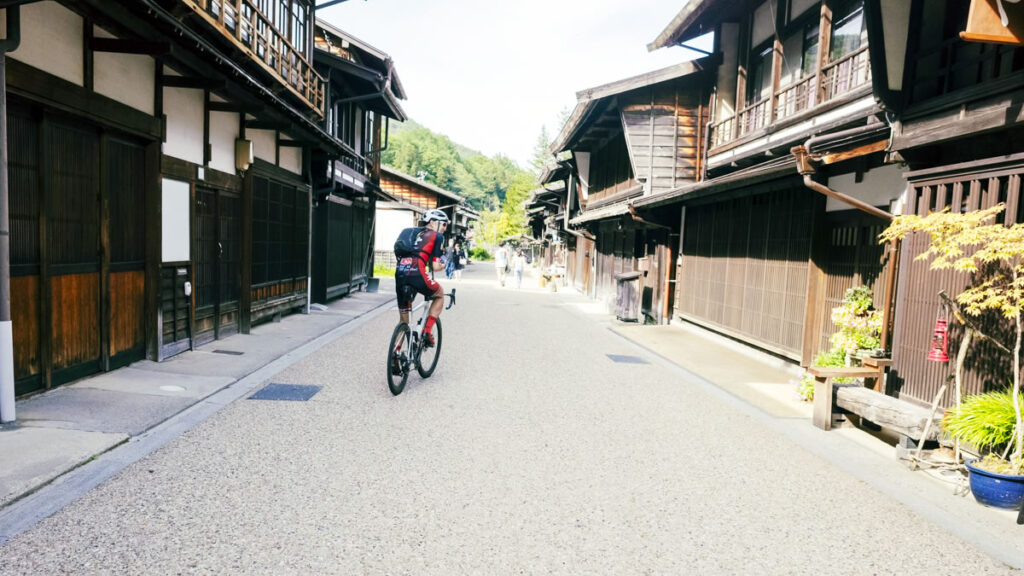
[[145, 141, 161, 361]]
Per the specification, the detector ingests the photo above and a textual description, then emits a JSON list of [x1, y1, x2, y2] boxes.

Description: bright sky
[[319, 0, 706, 168]]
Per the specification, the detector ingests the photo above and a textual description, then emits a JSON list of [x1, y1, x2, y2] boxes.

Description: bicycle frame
[[399, 288, 456, 370]]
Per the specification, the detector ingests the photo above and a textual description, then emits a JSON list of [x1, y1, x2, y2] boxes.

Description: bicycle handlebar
[[446, 288, 456, 310]]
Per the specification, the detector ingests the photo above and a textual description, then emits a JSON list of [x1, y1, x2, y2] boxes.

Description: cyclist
[[395, 209, 449, 353]]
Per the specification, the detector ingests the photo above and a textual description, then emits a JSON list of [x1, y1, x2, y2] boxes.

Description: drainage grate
[[606, 354, 648, 364], [213, 349, 244, 356], [249, 383, 322, 401]]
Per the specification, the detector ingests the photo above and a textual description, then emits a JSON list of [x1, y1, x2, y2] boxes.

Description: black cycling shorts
[[395, 273, 441, 310]]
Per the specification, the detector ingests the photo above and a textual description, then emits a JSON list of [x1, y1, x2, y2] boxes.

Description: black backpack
[[394, 227, 424, 259]]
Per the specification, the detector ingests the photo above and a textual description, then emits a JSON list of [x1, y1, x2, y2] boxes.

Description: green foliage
[[830, 286, 883, 353], [797, 286, 881, 402], [469, 247, 491, 261], [381, 120, 536, 213], [944, 391, 1023, 463], [530, 125, 553, 175], [373, 263, 395, 277], [882, 204, 1024, 467]]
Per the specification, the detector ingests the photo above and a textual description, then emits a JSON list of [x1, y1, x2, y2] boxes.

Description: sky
[[319, 0, 707, 168]]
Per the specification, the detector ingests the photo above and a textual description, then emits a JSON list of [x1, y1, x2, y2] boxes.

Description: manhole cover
[[213, 349, 244, 356], [606, 354, 648, 364], [249, 383, 322, 401]]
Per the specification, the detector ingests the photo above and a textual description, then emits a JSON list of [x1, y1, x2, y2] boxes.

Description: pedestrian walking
[[513, 248, 526, 289], [454, 242, 466, 281], [444, 244, 456, 279], [494, 245, 508, 287]]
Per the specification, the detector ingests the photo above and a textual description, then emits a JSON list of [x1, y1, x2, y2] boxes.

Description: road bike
[[386, 288, 456, 395]]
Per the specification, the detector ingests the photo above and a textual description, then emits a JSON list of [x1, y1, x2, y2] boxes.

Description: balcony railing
[[711, 45, 872, 149], [820, 45, 871, 103], [180, 0, 326, 118]]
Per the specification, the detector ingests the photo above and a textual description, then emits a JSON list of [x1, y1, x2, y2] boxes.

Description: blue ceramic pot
[[966, 458, 1024, 509]]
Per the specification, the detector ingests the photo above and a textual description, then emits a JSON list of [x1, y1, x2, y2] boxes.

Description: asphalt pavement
[[0, 263, 1022, 574]]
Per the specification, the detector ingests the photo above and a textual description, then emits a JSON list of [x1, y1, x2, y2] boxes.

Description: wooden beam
[[90, 37, 170, 55], [277, 140, 312, 148], [246, 119, 290, 131], [159, 75, 225, 90], [819, 140, 888, 165], [208, 101, 261, 114]]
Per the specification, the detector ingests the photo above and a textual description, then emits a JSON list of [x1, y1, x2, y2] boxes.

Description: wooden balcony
[[711, 46, 872, 149], [179, 0, 326, 118]]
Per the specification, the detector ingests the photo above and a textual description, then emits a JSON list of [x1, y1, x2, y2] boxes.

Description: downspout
[[791, 139, 900, 353], [0, 6, 19, 423]]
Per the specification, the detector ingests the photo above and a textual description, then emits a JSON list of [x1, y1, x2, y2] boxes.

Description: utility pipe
[[791, 145, 893, 222], [0, 6, 20, 424]]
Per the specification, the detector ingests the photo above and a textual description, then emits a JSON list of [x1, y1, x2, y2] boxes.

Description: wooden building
[[633, 0, 903, 366], [310, 20, 406, 303], [373, 165, 464, 265], [855, 0, 1024, 409], [6, 0, 345, 396], [550, 61, 714, 323]]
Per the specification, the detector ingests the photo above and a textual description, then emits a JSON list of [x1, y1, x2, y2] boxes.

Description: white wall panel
[[162, 179, 191, 262], [11, 1, 83, 86], [209, 111, 240, 175], [827, 163, 905, 213], [94, 27, 155, 115], [279, 144, 302, 175], [164, 86, 204, 165], [251, 128, 276, 164], [375, 208, 417, 250]]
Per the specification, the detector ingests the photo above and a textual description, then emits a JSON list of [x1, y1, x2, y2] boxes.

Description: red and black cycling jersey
[[396, 228, 444, 279]]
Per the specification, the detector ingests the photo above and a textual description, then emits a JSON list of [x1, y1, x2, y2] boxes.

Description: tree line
[[382, 119, 554, 246]]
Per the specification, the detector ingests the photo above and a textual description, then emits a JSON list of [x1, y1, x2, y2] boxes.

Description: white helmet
[[422, 208, 450, 224]]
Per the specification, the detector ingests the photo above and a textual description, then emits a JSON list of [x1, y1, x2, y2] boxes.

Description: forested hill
[[381, 119, 535, 211]]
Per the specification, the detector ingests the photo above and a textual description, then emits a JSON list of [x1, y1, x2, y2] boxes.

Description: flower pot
[[965, 458, 1024, 509]]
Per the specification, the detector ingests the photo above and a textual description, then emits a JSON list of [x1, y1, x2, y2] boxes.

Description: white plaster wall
[[162, 178, 191, 262], [251, 128, 276, 164], [93, 26, 155, 115], [827, 163, 907, 213], [375, 208, 417, 250], [163, 86, 204, 165], [209, 111, 240, 175], [11, 1, 83, 86], [279, 145, 302, 175]]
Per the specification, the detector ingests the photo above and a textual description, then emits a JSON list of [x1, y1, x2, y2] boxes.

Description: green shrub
[[944, 390, 1023, 453], [469, 247, 491, 261], [373, 263, 395, 277]]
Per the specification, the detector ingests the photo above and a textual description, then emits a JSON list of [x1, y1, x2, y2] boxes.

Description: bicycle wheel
[[387, 322, 411, 395], [415, 318, 443, 378]]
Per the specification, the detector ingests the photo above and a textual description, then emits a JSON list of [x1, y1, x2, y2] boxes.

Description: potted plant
[[797, 286, 882, 402], [943, 390, 1024, 508], [881, 204, 1024, 508]]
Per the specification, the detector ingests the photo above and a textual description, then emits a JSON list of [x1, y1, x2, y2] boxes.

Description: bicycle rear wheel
[[387, 322, 411, 395], [416, 318, 442, 378]]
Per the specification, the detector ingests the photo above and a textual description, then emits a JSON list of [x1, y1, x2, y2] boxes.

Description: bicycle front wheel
[[416, 318, 443, 378], [387, 322, 411, 395]]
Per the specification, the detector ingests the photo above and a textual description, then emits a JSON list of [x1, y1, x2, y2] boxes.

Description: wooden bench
[[809, 365, 943, 441], [808, 366, 885, 431]]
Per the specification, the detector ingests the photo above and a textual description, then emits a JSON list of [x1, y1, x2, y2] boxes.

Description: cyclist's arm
[[429, 231, 446, 271]]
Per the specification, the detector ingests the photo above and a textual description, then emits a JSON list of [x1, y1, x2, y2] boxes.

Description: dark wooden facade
[[552, 62, 712, 323], [6, 0, 344, 397]]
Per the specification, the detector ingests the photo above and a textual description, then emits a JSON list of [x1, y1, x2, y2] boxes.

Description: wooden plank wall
[[381, 176, 439, 210], [890, 170, 1022, 408], [621, 82, 704, 194], [677, 187, 814, 359]]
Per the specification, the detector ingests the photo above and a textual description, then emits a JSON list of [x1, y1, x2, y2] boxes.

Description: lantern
[[927, 306, 950, 363]]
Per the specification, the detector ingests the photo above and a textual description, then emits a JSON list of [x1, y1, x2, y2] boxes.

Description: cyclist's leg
[[395, 278, 414, 325]]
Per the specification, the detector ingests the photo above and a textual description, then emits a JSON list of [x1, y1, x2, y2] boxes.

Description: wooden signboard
[[961, 0, 1024, 45]]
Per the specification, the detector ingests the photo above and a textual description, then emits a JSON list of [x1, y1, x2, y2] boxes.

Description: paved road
[[0, 265, 1016, 574]]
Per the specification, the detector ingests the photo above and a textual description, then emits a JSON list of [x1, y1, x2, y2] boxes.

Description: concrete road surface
[[0, 264, 1017, 574]]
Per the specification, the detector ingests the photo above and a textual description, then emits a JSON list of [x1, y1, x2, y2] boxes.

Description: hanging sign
[[961, 0, 1024, 45]]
